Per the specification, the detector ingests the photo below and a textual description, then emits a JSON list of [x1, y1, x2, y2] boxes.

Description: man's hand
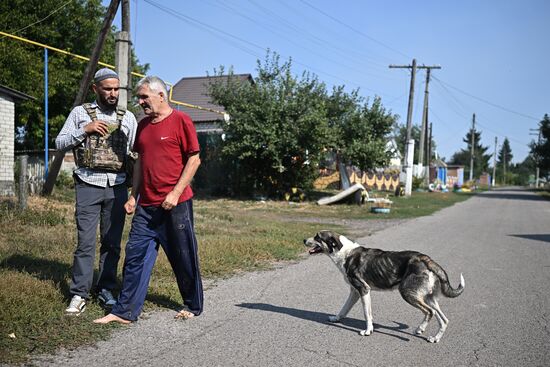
[[124, 196, 137, 214], [161, 190, 180, 211], [84, 120, 109, 136]]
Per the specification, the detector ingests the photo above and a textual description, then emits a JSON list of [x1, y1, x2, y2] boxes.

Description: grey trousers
[[70, 178, 127, 298]]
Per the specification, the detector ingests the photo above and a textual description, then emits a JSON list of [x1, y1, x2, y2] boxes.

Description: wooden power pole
[[469, 113, 476, 182], [389, 60, 441, 194], [418, 66, 441, 185], [492, 136, 497, 187], [389, 59, 417, 167], [42, 0, 121, 195]]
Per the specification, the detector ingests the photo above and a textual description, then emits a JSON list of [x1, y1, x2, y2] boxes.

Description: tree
[[497, 137, 513, 184], [209, 53, 331, 197], [0, 0, 148, 150], [393, 123, 437, 165], [530, 114, 550, 178], [336, 95, 397, 170], [508, 155, 536, 186], [209, 52, 397, 197], [449, 128, 492, 179], [325, 86, 397, 171]]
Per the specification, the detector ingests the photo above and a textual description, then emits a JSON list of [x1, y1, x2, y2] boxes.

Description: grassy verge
[[0, 189, 474, 364]]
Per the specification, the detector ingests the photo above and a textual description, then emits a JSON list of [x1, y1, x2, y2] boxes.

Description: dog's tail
[[425, 258, 465, 298]]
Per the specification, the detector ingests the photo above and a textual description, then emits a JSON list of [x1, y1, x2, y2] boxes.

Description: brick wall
[[0, 94, 15, 196]]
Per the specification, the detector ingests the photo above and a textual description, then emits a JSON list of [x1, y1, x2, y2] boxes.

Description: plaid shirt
[[56, 101, 138, 188]]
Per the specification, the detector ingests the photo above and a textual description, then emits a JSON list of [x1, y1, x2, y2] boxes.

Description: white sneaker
[[65, 295, 86, 315]]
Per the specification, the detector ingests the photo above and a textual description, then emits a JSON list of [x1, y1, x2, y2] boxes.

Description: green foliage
[[449, 128, 492, 178], [393, 123, 437, 164], [0, 0, 148, 150], [497, 137, 513, 167], [209, 52, 396, 197], [54, 170, 74, 189], [530, 114, 550, 177], [328, 88, 397, 171], [209, 53, 331, 197]]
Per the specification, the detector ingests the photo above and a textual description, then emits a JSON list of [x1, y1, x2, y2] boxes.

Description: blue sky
[[110, 0, 549, 164]]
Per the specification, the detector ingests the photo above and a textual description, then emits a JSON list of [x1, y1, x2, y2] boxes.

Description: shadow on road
[[236, 302, 422, 342], [478, 191, 547, 202], [509, 234, 550, 244]]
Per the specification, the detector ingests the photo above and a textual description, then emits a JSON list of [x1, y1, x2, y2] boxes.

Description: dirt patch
[[281, 216, 409, 239]]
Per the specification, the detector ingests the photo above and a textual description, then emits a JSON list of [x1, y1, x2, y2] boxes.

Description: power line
[[298, 0, 411, 60], [143, 0, 264, 58], [432, 76, 540, 121], [246, 0, 393, 74], [142, 0, 388, 94], [203, 0, 388, 82], [7, 0, 73, 36]]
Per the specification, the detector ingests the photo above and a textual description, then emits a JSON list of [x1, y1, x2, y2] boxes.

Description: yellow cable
[[0, 30, 228, 117]]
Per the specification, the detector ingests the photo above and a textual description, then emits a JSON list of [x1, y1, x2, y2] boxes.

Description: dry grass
[[0, 189, 474, 363], [0, 194, 328, 364]]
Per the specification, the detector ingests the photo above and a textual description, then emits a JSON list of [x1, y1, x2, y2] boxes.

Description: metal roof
[[0, 84, 35, 102], [169, 74, 253, 123]]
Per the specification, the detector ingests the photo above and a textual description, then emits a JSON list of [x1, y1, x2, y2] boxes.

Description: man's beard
[[98, 95, 119, 111]]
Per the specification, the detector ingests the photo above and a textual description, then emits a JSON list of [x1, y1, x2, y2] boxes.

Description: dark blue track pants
[[111, 200, 203, 321]]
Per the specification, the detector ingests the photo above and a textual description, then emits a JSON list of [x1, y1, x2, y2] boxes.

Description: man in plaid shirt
[[56, 68, 137, 315]]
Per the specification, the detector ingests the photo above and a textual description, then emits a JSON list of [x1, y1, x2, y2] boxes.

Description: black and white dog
[[304, 230, 465, 343]]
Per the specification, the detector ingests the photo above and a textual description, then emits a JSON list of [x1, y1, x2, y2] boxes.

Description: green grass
[[0, 188, 474, 364]]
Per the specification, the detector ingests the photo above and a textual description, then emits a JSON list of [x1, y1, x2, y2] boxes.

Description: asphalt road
[[34, 187, 550, 366]]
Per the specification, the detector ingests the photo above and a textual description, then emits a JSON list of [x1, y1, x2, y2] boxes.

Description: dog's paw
[[359, 329, 372, 336], [415, 327, 425, 335], [328, 315, 341, 323], [426, 336, 440, 343]]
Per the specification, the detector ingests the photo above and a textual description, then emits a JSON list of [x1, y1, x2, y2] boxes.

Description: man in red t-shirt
[[95, 76, 203, 324]]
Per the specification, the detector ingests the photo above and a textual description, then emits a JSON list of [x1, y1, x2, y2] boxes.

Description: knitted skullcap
[[93, 68, 119, 83]]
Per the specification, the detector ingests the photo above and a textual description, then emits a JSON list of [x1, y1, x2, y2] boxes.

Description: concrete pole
[[427, 122, 432, 184], [115, 31, 130, 108], [18, 155, 28, 210], [492, 136, 497, 187], [117, 0, 131, 108], [469, 113, 476, 182], [405, 139, 415, 196]]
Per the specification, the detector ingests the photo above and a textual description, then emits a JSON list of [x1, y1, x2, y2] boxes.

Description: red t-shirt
[[134, 110, 200, 206]]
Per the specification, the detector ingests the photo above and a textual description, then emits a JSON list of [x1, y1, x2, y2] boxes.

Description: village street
[[34, 188, 550, 367]]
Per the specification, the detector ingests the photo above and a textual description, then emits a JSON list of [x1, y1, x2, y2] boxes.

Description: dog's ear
[[318, 230, 343, 253]]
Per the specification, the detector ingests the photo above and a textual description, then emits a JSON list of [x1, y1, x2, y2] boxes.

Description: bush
[[55, 170, 74, 189]]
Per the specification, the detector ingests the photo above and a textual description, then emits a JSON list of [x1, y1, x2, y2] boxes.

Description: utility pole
[[116, 0, 131, 108], [469, 113, 476, 182], [530, 126, 542, 188], [389, 60, 441, 194], [503, 149, 507, 185], [42, 0, 121, 195], [418, 66, 441, 185], [427, 122, 433, 182], [492, 137, 497, 187], [389, 59, 417, 167]]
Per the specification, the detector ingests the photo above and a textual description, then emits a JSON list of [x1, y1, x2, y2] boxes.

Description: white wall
[[0, 94, 15, 196]]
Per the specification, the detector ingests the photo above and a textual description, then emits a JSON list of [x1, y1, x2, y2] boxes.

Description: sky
[[108, 0, 549, 164]]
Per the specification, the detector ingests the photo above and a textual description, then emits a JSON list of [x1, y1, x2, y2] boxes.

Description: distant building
[[167, 74, 253, 195], [0, 85, 35, 196], [169, 74, 253, 134]]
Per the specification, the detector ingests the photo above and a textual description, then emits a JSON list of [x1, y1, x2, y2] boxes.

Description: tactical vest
[[74, 103, 128, 172]]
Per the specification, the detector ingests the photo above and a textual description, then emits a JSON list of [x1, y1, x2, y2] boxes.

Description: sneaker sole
[[65, 306, 86, 316]]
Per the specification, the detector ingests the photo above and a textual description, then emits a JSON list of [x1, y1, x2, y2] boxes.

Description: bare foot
[[174, 310, 195, 320], [93, 313, 131, 325]]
